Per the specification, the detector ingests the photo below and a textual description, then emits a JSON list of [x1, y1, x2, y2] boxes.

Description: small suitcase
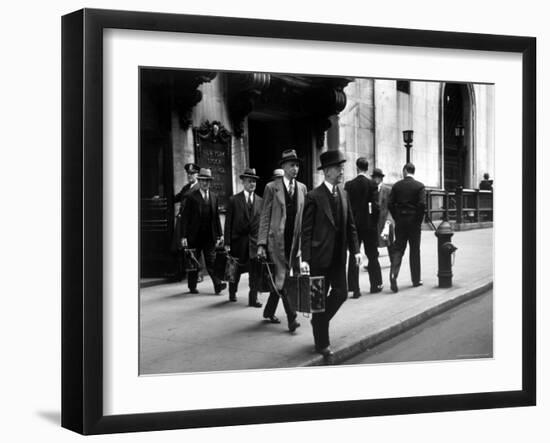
[[298, 275, 326, 313]]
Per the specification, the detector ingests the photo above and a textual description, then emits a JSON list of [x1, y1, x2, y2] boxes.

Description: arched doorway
[[442, 83, 474, 190]]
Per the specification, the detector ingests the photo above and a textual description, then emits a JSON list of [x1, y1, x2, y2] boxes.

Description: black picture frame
[[61, 8, 536, 435]]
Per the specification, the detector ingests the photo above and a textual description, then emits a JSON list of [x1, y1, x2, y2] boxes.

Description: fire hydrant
[[435, 220, 458, 288]]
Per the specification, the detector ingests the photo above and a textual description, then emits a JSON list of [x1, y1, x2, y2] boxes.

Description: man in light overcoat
[[257, 149, 307, 332]]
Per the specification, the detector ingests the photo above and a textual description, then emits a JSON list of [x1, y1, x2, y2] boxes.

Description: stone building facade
[[140, 68, 494, 277]]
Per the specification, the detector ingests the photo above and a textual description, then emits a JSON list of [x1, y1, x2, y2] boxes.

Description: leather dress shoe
[[370, 285, 383, 294], [188, 288, 199, 294], [229, 293, 237, 302], [263, 315, 281, 324], [215, 282, 227, 294], [315, 346, 334, 359], [248, 301, 262, 308], [413, 281, 424, 287], [288, 319, 301, 332], [351, 291, 362, 299], [390, 275, 398, 293]]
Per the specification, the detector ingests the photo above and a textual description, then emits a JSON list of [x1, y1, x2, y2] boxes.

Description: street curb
[[301, 280, 493, 367]]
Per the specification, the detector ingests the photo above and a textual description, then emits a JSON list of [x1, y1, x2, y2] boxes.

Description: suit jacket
[[257, 178, 307, 290], [181, 188, 222, 245], [344, 175, 379, 237], [388, 176, 426, 226], [224, 191, 263, 262], [301, 184, 360, 271]]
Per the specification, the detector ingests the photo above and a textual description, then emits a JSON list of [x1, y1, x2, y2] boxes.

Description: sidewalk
[[140, 228, 493, 374]]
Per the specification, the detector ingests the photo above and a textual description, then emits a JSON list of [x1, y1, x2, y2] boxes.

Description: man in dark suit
[[171, 163, 200, 281], [301, 150, 361, 360], [479, 173, 493, 191], [180, 168, 227, 295], [345, 157, 381, 297], [224, 168, 263, 307], [258, 149, 307, 332], [388, 162, 426, 293]]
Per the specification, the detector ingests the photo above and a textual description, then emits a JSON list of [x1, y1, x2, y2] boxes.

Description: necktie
[[289, 180, 294, 198], [204, 190, 209, 203], [332, 185, 338, 198], [247, 193, 253, 212]]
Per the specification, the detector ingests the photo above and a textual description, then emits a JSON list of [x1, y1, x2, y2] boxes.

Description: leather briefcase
[[213, 248, 228, 281], [298, 275, 326, 313], [224, 255, 239, 283], [283, 275, 300, 312], [182, 248, 201, 272], [258, 260, 276, 293]]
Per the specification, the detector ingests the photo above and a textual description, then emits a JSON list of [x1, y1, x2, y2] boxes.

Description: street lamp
[[402, 130, 414, 163]]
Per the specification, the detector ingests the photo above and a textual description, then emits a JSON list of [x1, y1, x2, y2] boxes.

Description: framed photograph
[[62, 8, 536, 435]]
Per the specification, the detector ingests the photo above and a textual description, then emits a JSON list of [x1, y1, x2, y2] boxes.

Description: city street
[[140, 228, 493, 373], [340, 289, 493, 365]]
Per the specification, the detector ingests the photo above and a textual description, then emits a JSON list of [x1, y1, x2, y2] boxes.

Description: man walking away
[[345, 157, 381, 297], [388, 162, 426, 293]]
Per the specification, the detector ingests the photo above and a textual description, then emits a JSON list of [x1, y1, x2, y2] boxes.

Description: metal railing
[[426, 188, 493, 224]]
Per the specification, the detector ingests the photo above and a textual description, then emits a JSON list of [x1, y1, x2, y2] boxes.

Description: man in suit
[[180, 168, 227, 295], [388, 162, 426, 293], [257, 149, 307, 332], [171, 163, 200, 281], [301, 150, 361, 360], [479, 172, 493, 191], [345, 157, 381, 297], [224, 168, 263, 307], [371, 167, 394, 252]]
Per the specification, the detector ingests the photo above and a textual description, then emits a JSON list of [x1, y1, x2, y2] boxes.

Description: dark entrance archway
[[229, 73, 351, 194], [443, 83, 473, 190], [248, 117, 313, 195]]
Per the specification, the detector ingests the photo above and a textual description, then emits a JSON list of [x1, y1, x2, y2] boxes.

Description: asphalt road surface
[[341, 289, 493, 365]]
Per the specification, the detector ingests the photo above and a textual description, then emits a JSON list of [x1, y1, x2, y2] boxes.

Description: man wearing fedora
[[224, 168, 263, 307], [388, 162, 426, 293], [257, 149, 307, 332], [345, 157, 382, 298], [171, 163, 201, 281], [301, 150, 361, 360], [181, 168, 227, 295]]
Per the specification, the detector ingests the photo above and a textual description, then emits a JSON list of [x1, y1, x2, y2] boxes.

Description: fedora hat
[[239, 167, 259, 180], [271, 168, 284, 179], [184, 162, 200, 174], [371, 167, 385, 178], [317, 150, 347, 170], [197, 168, 213, 180], [279, 149, 303, 167]]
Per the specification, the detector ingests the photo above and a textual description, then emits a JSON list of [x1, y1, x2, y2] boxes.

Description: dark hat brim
[[317, 159, 347, 170], [197, 175, 213, 180], [239, 173, 260, 180], [279, 157, 303, 167]]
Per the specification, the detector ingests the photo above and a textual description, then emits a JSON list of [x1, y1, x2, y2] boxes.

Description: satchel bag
[[224, 255, 240, 283]]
